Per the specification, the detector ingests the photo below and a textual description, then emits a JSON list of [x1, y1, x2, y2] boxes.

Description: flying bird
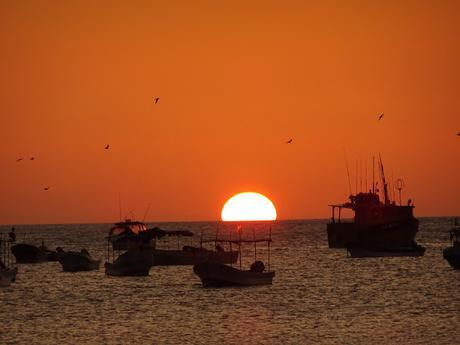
[[378, 113, 384, 121], [456, 132, 460, 136], [16, 158, 23, 162], [286, 138, 293, 144], [105, 144, 110, 150], [30, 157, 35, 160], [43, 187, 50, 191], [153, 97, 160, 104]]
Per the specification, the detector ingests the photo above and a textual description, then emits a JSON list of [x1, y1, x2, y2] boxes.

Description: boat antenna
[[355, 160, 358, 195], [360, 158, 363, 193], [343, 150, 352, 195], [118, 193, 122, 222], [396, 178, 404, 205], [365, 157, 368, 192], [142, 202, 151, 222]]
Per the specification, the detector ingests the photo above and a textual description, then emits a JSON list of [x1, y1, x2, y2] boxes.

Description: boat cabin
[[109, 220, 148, 238], [329, 192, 415, 227]]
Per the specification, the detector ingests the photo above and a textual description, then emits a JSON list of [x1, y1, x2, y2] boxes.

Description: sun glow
[[221, 192, 277, 221]]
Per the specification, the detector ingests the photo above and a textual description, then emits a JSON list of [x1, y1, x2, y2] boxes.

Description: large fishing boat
[[327, 156, 423, 255]]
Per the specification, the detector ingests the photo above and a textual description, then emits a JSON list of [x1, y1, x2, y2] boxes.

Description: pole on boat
[[200, 229, 203, 249], [229, 229, 233, 267], [238, 224, 242, 270], [253, 228, 257, 262], [268, 226, 271, 272]]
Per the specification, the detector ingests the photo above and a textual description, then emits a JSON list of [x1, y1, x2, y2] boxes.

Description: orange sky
[[1, 1, 459, 224]]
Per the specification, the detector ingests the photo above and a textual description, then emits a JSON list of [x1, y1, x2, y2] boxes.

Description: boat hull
[[11, 244, 47, 263], [347, 245, 425, 258], [443, 246, 460, 269], [105, 248, 153, 276], [58, 252, 100, 272], [152, 249, 239, 266], [193, 262, 275, 287], [327, 218, 419, 249]]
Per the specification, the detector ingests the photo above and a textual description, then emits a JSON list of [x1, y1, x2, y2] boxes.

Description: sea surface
[[0, 218, 459, 345]]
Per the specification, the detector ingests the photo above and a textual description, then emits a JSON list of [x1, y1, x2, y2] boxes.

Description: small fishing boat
[[347, 242, 426, 258], [152, 246, 238, 266], [193, 225, 275, 287], [11, 242, 61, 263], [443, 220, 460, 269], [150, 229, 238, 266], [58, 249, 100, 272], [105, 245, 154, 276]]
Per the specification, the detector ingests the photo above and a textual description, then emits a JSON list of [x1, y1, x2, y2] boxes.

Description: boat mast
[[372, 156, 375, 194], [379, 154, 390, 205]]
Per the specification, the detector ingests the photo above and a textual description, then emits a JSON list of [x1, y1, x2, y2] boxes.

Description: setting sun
[[221, 192, 277, 221]]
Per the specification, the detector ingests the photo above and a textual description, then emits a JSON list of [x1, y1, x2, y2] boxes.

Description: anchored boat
[[193, 225, 275, 287], [327, 155, 424, 257], [58, 249, 100, 272]]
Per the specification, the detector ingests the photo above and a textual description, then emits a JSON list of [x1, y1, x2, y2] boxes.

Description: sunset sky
[[1, 1, 459, 224]]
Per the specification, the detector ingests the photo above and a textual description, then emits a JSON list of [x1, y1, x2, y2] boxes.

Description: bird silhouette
[[456, 132, 460, 136], [286, 138, 293, 144], [16, 158, 23, 162], [30, 157, 35, 160], [43, 187, 50, 191], [153, 97, 160, 104], [105, 144, 110, 150], [378, 113, 384, 121]]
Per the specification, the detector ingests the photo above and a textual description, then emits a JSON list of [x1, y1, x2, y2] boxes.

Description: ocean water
[[0, 218, 459, 345]]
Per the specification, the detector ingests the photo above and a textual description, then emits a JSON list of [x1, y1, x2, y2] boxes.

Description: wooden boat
[[152, 247, 238, 266], [347, 243, 426, 258], [58, 249, 100, 272], [193, 225, 275, 287], [443, 221, 460, 269], [11, 242, 62, 263], [105, 245, 154, 276], [194, 261, 275, 287], [11, 243, 48, 263]]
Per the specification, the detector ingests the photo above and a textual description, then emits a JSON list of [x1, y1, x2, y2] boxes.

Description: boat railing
[[0, 233, 14, 268], [202, 225, 273, 272]]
